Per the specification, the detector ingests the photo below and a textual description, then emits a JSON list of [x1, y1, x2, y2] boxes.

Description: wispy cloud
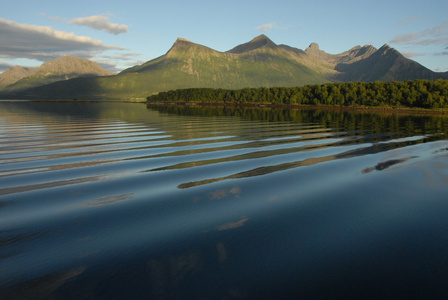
[[401, 51, 424, 58], [397, 16, 425, 27], [98, 52, 145, 71], [256, 22, 275, 32], [255, 22, 293, 32], [390, 21, 448, 46], [99, 52, 143, 61], [0, 17, 127, 62], [93, 60, 120, 72], [69, 15, 128, 35]]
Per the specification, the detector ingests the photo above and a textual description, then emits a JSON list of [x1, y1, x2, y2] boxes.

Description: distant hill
[[0, 56, 115, 93], [0, 66, 38, 88], [1, 35, 447, 100]]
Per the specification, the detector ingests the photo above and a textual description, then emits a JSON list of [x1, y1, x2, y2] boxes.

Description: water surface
[[1, 102, 448, 299]]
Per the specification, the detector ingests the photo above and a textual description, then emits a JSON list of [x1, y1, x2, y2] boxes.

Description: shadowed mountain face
[[1, 35, 447, 100]]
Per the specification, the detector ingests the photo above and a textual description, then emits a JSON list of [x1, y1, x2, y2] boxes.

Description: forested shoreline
[[147, 79, 448, 110]]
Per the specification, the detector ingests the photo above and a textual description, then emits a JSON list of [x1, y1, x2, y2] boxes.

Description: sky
[[1, 0, 448, 74]]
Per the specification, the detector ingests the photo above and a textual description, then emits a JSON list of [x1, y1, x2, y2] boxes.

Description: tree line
[[147, 79, 448, 109]]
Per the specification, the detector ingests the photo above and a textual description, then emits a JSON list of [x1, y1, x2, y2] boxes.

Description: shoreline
[[3, 98, 448, 115], [146, 101, 448, 115]]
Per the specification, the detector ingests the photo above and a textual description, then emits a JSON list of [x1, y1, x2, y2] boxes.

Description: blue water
[[1, 102, 448, 299]]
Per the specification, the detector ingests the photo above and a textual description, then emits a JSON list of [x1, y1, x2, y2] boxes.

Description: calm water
[[1, 102, 448, 299]]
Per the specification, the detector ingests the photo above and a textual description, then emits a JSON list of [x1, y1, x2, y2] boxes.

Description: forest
[[146, 79, 448, 109]]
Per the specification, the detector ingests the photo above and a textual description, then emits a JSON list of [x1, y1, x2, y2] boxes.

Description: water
[[1, 101, 448, 299]]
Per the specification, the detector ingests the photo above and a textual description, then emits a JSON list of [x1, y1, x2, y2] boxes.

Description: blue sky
[[1, 0, 448, 73]]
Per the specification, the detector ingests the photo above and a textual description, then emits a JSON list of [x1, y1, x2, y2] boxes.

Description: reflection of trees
[[149, 104, 448, 139], [149, 105, 448, 189]]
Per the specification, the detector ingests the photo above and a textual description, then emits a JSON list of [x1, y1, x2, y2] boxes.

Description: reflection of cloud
[[82, 193, 134, 207], [269, 195, 279, 202], [209, 187, 241, 199], [217, 216, 249, 231]]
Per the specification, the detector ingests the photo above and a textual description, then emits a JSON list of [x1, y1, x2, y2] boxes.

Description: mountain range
[[0, 56, 114, 92], [1, 35, 447, 100]]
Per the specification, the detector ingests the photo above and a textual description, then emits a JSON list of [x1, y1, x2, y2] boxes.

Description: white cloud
[[69, 15, 128, 35], [256, 22, 275, 32], [0, 18, 127, 62], [255, 22, 292, 32]]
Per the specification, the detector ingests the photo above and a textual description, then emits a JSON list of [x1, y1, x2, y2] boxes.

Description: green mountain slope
[[3, 35, 448, 100], [11, 36, 330, 100]]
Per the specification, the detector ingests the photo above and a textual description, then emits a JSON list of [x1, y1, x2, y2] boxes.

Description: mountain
[[0, 66, 38, 88], [333, 44, 444, 81], [0, 56, 115, 92], [2, 35, 447, 100]]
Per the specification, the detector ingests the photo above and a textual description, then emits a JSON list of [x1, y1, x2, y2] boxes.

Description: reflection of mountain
[[2, 267, 86, 299], [3, 102, 448, 299], [362, 157, 417, 173], [2, 35, 447, 100], [146, 105, 448, 189]]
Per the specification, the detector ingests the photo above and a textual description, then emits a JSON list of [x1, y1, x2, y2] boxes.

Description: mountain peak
[[0, 65, 39, 87], [251, 34, 271, 42], [378, 44, 396, 53], [308, 43, 320, 50], [227, 35, 277, 54], [39, 56, 114, 76], [176, 37, 193, 43], [165, 37, 217, 58], [377, 44, 401, 57], [305, 43, 322, 56]]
